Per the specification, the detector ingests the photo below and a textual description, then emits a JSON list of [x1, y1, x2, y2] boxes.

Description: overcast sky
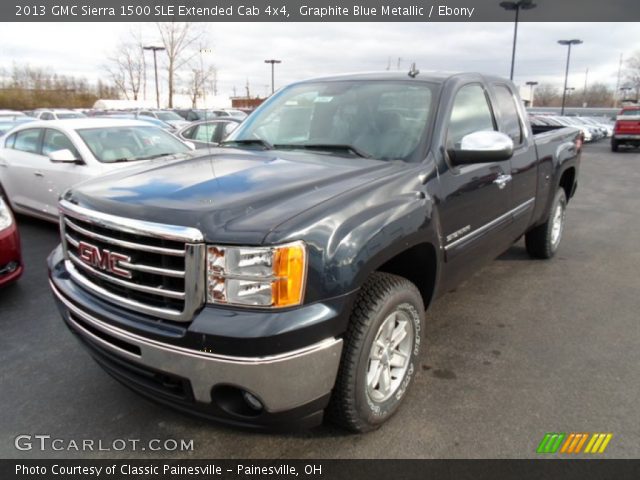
[[1, 22, 638, 103]]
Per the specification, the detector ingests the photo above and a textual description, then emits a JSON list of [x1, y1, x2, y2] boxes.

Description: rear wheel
[[328, 272, 424, 432], [525, 189, 567, 259]]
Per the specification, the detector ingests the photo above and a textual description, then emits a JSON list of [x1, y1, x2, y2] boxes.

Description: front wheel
[[328, 272, 425, 432], [525, 189, 567, 259]]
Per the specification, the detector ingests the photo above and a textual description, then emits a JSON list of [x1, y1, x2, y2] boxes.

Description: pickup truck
[[48, 72, 581, 432], [611, 106, 640, 151]]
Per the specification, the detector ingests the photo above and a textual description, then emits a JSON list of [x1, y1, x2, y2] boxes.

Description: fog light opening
[[211, 385, 264, 417], [242, 391, 264, 412]]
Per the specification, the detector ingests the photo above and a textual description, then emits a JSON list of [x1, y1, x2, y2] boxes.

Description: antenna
[[408, 63, 420, 78]]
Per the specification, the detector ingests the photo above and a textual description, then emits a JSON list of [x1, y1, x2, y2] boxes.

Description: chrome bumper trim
[[51, 280, 343, 412]]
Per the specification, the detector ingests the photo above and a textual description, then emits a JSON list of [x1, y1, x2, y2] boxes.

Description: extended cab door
[[436, 83, 514, 284], [489, 83, 537, 234]]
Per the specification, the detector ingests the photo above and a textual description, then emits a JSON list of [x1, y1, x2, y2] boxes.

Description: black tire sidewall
[[353, 289, 423, 427]]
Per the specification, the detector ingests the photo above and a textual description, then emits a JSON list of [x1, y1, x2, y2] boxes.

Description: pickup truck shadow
[[495, 243, 531, 261]]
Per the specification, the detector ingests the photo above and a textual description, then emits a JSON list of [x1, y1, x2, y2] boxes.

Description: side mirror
[[49, 149, 79, 163], [449, 131, 514, 165]]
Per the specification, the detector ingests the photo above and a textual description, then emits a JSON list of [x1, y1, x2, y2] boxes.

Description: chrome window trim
[[445, 198, 535, 251]]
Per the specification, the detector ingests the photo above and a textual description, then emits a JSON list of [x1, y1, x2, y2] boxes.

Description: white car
[[34, 109, 86, 120], [0, 119, 194, 221]]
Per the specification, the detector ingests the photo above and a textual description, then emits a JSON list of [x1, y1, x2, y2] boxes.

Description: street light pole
[[499, 1, 537, 81], [525, 81, 538, 107], [143, 46, 165, 109], [264, 59, 282, 95], [558, 39, 582, 116]]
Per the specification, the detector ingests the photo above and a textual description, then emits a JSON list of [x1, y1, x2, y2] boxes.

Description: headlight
[[206, 241, 307, 308], [0, 197, 14, 232]]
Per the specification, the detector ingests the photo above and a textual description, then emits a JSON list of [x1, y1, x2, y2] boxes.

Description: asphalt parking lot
[[1, 141, 639, 459]]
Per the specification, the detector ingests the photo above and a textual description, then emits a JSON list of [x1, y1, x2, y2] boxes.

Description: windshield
[[620, 109, 640, 116], [226, 80, 436, 161], [156, 111, 184, 121], [77, 126, 190, 163]]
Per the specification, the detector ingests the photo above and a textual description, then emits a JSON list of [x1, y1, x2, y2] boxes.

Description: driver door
[[437, 83, 514, 283]]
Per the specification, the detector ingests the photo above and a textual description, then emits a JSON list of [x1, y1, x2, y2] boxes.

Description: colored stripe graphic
[[584, 433, 613, 454], [538, 433, 613, 454], [537, 433, 565, 453], [560, 433, 588, 453]]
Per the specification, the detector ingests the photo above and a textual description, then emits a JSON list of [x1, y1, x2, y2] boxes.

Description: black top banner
[[4, 0, 640, 22]]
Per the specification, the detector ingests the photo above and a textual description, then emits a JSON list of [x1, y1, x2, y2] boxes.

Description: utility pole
[[143, 46, 165, 109], [558, 39, 583, 115], [500, 1, 537, 81], [614, 53, 623, 108], [582, 68, 589, 107], [397, 57, 402, 70], [264, 59, 281, 94]]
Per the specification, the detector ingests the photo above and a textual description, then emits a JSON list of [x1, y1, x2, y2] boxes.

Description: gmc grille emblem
[[78, 241, 132, 279]]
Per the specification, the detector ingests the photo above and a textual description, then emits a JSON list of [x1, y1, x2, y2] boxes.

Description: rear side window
[[447, 84, 495, 148], [493, 85, 523, 145], [13, 129, 42, 154]]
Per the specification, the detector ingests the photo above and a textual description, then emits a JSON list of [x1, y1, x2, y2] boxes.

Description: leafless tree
[[533, 83, 561, 107], [156, 22, 206, 107], [104, 38, 145, 101], [186, 65, 217, 107], [624, 51, 640, 101]]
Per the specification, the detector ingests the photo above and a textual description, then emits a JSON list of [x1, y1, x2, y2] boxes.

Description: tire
[[328, 272, 425, 432], [525, 188, 567, 259], [611, 139, 619, 152]]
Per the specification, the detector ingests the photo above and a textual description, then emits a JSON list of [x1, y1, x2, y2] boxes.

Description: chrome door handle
[[34, 171, 44, 177], [493, 174, 512, 189]]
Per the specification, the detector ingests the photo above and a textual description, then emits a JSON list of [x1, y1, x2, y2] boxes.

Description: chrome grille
[[59, 200, 205, 322]]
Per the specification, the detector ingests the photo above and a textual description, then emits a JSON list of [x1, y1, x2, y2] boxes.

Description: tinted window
[[493, 85, 523, 144], [41, 112, 53, 120], [447, 84, 495, 148], [193, 124, 216, 142], [43, 129, 80, 158], [14, 129, 42, 153]]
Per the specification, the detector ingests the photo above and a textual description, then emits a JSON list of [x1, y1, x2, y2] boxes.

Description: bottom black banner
[[2, 459, 640, 480]]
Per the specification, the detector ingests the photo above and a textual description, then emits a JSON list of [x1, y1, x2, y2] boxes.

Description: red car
[[612, 106, 640, 152], [0, 196, 22, 286]]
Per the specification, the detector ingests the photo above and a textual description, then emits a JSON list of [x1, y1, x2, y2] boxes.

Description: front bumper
[[49, 246, 348, 429]]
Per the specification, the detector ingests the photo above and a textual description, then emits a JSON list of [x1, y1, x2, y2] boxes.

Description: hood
[[65, 148, 402, 244]]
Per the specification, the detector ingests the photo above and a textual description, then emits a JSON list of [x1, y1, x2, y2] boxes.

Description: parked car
[[177, 118, 240, 148], [0, 119, 196, 222], [137, 110, 190, 129], [0, 110, 27, 119], [173, 109, 220, 122], [578, 117, 612, 137], [48, 72, 580, 432], [101, 113, 177, 132], [611, 106, 640, 151], [0, 196, 22, 287], [539, 115, 593, 142], [216, 109, 248, 119], [34, 109, 87, 121], [0, 117, 37, 136]]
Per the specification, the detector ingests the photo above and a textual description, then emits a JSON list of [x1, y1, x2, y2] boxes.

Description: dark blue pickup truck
[[48, 72, 581, 432]]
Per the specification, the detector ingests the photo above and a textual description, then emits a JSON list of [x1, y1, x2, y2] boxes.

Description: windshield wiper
[[273, 143, 372, 158], [220, 138, 273, 150], [136, 152, 180, 161]]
